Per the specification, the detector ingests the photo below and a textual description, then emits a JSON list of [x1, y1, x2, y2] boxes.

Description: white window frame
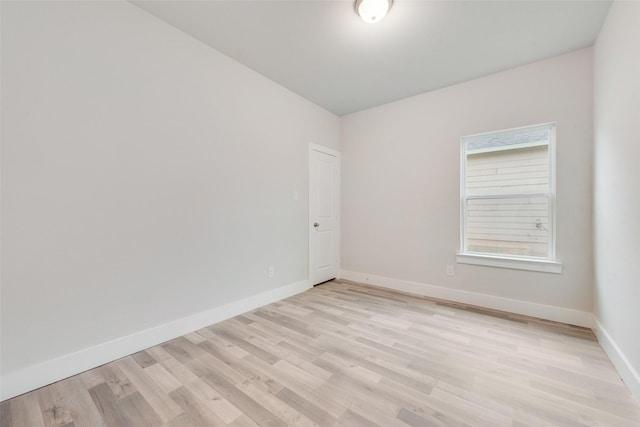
[[456, 123, 562, 274]]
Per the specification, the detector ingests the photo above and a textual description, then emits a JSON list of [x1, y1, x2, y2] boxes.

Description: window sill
[[456, 253, 562, 274]]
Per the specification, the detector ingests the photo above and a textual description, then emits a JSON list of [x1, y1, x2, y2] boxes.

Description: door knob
[[314, 222, 320, 228]]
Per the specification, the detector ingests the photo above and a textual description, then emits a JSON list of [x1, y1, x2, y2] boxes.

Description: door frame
[[309, 142, 340, 285]]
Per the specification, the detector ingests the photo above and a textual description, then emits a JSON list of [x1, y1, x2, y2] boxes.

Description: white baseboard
[[592, 318, 640, 402], [0, 279, 311, 402], [340, 269, 593, 328]]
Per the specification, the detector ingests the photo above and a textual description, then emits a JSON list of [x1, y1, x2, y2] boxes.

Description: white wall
[[341, 49, 593, 324], [0, 0, 339, 399], [593, 0, 640, 400]]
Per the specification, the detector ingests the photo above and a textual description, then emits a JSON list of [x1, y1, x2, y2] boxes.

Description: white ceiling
[[131, 0, 612, 116]]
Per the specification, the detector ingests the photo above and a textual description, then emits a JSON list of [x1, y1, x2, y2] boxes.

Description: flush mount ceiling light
[[355, 0, 393, 24]]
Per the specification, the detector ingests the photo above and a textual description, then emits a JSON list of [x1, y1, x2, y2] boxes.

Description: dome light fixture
[[355, 0, 393, 24]]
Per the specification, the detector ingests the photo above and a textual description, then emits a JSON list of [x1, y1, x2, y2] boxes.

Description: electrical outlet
[[446, 265, 454, 276], [268, 266, 274, 278]]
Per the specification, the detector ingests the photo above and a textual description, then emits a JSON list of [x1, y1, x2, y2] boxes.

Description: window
[[457, 123, 561, 273]]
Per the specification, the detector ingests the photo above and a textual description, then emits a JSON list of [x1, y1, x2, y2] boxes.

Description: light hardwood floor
[[2, 280, 640, 426]]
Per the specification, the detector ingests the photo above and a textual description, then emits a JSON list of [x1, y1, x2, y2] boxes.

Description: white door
[[309, 144, 340, 285]]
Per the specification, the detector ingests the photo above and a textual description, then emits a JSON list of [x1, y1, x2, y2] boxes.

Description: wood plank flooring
[[2, 280, 640, 426]]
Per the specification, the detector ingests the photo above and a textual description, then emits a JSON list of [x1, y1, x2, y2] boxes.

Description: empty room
[[1, 0, 639, 425]]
